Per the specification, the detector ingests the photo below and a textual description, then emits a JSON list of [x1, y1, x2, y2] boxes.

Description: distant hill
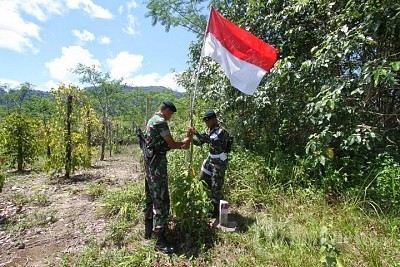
[[122, 86, 185, 98], [0, 86, 186, 106]]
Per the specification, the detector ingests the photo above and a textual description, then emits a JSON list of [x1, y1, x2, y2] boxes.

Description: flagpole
[[187, 6, 212, 169]]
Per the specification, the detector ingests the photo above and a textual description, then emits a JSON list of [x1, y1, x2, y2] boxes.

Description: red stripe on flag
[[206, 7, 277, 72]]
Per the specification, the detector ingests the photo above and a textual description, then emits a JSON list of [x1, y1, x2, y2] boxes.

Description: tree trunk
[[108, 122, 112, 158], [17, 122, 23, 172], [65, 94, 73, 179], [17, 144, 23, 172], [86, 109, 92, 166], [44, 118, 51, 157], [100, 114, 106, 161]]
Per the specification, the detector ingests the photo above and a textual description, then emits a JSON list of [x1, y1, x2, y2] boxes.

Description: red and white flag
[[201, 7, 278, 95]]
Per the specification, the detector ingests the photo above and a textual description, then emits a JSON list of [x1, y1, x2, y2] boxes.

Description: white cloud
[[98, 36, 111, 45], [0, 1, 41, 52], [0, 78, 21, 89], [45, 45, 101, 82], [44, 80, 60, 91], [107, 51, 143, 79], [124, 73, 161, 87], [72, 29, 95, 42], [122, 14, 139, 35], [118, 5, 124, 15], [124, 72, 185, 92], [159, 72, 185, 92], [20, 0, 63, 21], [67, 0, 113, 19], [118, 1, 137, 15], [0, 0, 113, 53], [127, 1, 138, 10]]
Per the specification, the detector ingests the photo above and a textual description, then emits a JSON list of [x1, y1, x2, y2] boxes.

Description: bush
[[369, 156, 400, 213]]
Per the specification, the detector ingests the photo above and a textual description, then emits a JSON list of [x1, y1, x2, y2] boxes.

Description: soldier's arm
[[163, 135, 190, 149], [193, 129, 210, 146], [158, 120, 191, 150]]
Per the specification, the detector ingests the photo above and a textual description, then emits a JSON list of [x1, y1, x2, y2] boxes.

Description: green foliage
[[0, 112, 41, 171], [74, 64, 126, 160], [1, 82, 34, 114], [145, 0, 207, 34], [32, 192, 49, 206], [168, 149, 212, 232], [0, 172, 5, 192], [106, 219, 131, 247], [320, 226, 342, 267], [53, 242, 154, 267], [369, 156, 400, 212], [101, 181, 142, 222], [117, 247, 153, 267], [45, 84, 97, 176], [153, 0, 400, 208], [5, 209, 58, 232], [226, 149, 309, 206], [86, 182, 106, 200]]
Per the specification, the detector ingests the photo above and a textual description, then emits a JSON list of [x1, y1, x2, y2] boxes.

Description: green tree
[[147, 0, 400, 200], [0, 112, 41, 172], [45, 84, 97, 178], [2, 82, 34, 114], [74, 64, 124, 160], [23, 95, 56, 157]]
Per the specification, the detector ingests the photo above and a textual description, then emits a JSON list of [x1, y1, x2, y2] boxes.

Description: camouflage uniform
[[143, 112, 171, 232], [193, 123, 231, 212]]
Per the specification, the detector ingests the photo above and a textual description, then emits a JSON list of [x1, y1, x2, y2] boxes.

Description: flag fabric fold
[[201, 7, 278, 95]]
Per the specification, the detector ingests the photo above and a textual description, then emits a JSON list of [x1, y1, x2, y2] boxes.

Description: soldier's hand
[[186, 127, 194, 139], [181, 137, 191, 149], [181, 142, 190, 149]]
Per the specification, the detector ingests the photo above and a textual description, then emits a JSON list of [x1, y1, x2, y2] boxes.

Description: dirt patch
[[0, 150, 142, 267]]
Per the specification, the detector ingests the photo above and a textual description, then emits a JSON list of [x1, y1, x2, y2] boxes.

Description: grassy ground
[[1, 146, 399, 267]]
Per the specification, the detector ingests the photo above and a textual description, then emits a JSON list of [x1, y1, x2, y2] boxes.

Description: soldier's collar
[[156, 111, 165, 118], [209, 123, 221, 131]]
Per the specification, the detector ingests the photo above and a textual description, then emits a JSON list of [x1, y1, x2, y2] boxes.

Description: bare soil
[[0, 150, 142, 267]]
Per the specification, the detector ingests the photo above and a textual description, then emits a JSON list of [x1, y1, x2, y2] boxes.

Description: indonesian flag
[[201, 7, 278, 95]]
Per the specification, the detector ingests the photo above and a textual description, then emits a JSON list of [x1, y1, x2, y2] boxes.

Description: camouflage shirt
[[193, 123, 230, 154], [145, 112, 171, 154]]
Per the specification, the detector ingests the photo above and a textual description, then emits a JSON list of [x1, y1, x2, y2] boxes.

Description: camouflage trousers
[[200, 156, 227, 208], [143, 155, 170, 232]]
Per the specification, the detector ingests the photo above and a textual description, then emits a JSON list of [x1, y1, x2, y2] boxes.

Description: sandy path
[[0, 150, 142, 267]]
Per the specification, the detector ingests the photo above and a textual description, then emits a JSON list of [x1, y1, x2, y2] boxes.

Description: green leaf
[[390, 61, 400, 71]]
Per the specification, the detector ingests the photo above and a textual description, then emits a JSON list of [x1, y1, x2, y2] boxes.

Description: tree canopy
[[147, 0, 400, 194]]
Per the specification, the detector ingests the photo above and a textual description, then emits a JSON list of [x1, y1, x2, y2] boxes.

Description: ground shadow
[[168, 211, 256, 258], [168, 221, 219, 258], [228, 211, 256, 233], [48, 173, 101, 185], [5, 169, 33, 176]]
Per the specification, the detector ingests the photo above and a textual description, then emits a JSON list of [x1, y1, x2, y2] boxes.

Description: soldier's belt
[[209, 152, 227, 161]]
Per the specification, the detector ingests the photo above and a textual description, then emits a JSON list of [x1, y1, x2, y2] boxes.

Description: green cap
[[162, 100, 177, 112], [202, 109, 216, 121]]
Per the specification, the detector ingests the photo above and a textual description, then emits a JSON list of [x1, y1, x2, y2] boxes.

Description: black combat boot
[[144, 219, 153, 239], [207, 203, 220, 218], [212, 202, 220, 219], [155, 230, 175, 254]]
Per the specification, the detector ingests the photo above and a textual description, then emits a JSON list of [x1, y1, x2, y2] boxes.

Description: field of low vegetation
[[1, 146, 399, 266]]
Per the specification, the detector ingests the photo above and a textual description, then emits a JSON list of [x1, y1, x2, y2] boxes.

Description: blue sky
[[0, 0, 197, 92]]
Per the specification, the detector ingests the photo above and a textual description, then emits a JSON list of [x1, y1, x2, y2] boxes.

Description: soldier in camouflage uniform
[[143, 100, 192, 254], [192, 109, 232, 218]]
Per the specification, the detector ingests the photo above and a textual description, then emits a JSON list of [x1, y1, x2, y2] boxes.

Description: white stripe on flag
[[202, 33, 267, 95]]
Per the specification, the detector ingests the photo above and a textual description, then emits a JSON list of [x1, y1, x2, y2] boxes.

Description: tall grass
[[52, 148, 400, 267]]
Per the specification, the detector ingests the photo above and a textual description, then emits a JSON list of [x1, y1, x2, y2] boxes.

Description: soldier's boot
[[212, 202, 219, 219], [207, 202, 219, 218], [155, 230, 175, 254], [144, 219, 153, 239]]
